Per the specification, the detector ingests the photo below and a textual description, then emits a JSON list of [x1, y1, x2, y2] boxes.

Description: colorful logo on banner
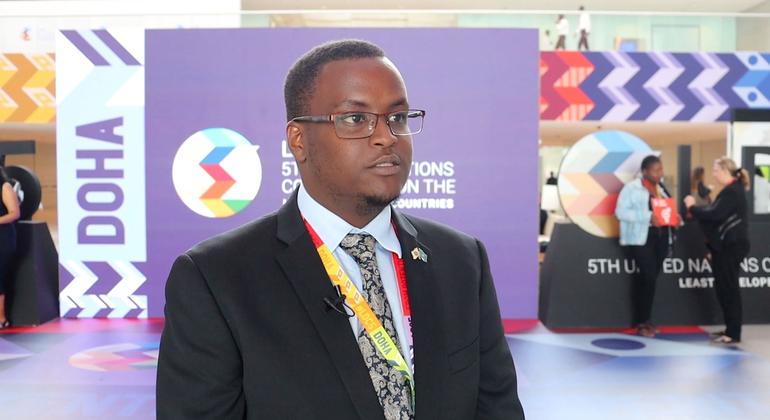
[[172, 128, 262, 218], [558, 130, 653, 238], [541, 51, 770, 122], [69, 342, 159, 372]]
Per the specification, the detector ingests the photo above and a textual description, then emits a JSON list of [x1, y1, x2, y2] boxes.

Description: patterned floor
[[0, 319, 768, 419]]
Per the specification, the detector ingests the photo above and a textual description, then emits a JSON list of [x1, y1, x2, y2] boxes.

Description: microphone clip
[[323, 285, 355, 318]]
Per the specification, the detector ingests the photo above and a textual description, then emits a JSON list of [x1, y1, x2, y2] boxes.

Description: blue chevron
[[592, 151, 632, 173], [596, 130, 649, 153], [713, 54, 747, 120], [582, 52, 615, 120], [736, 70, 769, 88], [596, 130, 630, 152], [200, 146, 234, 164], [204, 128, 237, 147], [626, 53, 661, 121], [757, 73, 770, 103], [670, 53, 704, 121]]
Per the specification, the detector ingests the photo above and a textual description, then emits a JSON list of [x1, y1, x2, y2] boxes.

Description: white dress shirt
[[557, 17, 569, 36], [297, 185, 412, 369]]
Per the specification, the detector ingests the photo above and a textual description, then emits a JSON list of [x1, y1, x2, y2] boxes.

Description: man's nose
[[370, 115, 397, 147]]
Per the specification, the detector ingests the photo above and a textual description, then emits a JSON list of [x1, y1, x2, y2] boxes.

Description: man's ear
[[286, 122, 307, 163]]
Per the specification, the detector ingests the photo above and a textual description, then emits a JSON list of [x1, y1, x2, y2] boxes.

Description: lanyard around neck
[[303, 218, 415, 404]]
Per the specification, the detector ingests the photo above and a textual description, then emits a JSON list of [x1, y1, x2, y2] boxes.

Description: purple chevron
[[93, 29, 141, 66], [645, 53, 684, 108], [61, 30, 109, 66], [602, 52, 639, 105], [670, 53, 704, 121], [689, 53, 726, 108], [712, 53, 749, 120], [688, 54, 716, 107], [582, 52, 615, 120], [59, 263, 76, 290], [626, 53, 661, 120], [83, 262, 123, 295]]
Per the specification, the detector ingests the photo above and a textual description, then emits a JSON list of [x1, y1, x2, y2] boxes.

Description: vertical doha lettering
[[75, 117, 125, 245]]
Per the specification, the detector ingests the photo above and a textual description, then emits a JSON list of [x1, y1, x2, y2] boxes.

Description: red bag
[[651, 197, 681, 227]]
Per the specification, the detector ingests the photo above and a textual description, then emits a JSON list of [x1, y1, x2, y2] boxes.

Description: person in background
[[0, 166, 20, 329], [615, 155, 673, 338], [555, 15, 569, 50], [577, 6, 591, 51], [691, 166, 712, 206], [685, 157, 750, 344], [540, 29, 554, 51], [545, 171, 558, 185]]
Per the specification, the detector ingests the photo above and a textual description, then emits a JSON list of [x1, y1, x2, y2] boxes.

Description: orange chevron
[[0, 54, 16, 87], [0, 91, 15, 122], [555, 86, 594, 121], [0, 53, 56, 123], [25, 54, 55, 90], [201, 179, 236, 199], [3, 54, 36, 122]]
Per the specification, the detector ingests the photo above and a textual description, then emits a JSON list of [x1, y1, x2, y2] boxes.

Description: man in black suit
[[157, 39, 525, 420]]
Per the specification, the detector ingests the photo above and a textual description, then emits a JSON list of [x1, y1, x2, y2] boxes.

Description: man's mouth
[[371, 155, 401, 168]]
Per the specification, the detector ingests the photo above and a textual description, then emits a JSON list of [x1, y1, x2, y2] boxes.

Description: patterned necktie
[[339, 233, 413, 420]]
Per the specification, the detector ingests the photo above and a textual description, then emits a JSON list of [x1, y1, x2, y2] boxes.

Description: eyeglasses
[[290, 109, 426, 139]]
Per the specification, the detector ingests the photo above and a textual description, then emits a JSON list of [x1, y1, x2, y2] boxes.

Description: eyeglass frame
[[289, 109, 426, 139]]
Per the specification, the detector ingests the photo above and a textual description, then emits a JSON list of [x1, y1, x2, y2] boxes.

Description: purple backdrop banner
[[143, 28, 538, 318]]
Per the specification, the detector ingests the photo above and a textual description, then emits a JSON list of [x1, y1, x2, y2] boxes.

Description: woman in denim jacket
[[615, 155, 673, 337]]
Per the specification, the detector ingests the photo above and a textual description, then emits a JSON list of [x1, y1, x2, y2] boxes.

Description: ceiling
[[243, 0, 770, 14]]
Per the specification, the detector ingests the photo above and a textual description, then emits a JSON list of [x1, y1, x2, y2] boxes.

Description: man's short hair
[[284, 39, 385, 122], [641, 155, 661, 171]]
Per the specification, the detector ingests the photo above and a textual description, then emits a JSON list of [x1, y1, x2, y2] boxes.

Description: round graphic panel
[[69, 342, 158, 372], [558, 130, 654, 238]]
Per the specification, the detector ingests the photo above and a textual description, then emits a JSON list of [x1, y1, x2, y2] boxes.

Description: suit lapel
[[393, 210, 447, 420], [275, 193, 385, 420]]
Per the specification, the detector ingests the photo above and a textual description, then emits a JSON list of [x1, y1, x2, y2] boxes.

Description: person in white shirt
[[555, 14, 569, 50], [540, 29, 554, 51], [577, 6, 591, 51]]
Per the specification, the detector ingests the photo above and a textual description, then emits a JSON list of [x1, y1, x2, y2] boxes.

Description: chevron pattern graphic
[[558, 130, 653, 238], [4, 50, 769, 124], [198, 129, 249, 217], [541, 51, 595, 121], [0, 53, 55, 123], [541, 51, 770, 122], [60, 260, 148, 318], [57, 28, 147, 319]]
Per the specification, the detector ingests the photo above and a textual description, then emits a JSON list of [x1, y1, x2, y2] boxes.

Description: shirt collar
[[297, 185, 402, 257]]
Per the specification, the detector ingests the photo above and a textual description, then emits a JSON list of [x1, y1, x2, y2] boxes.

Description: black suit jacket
[[157, 193, 524, 419], [691, 180, 749, 255]]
